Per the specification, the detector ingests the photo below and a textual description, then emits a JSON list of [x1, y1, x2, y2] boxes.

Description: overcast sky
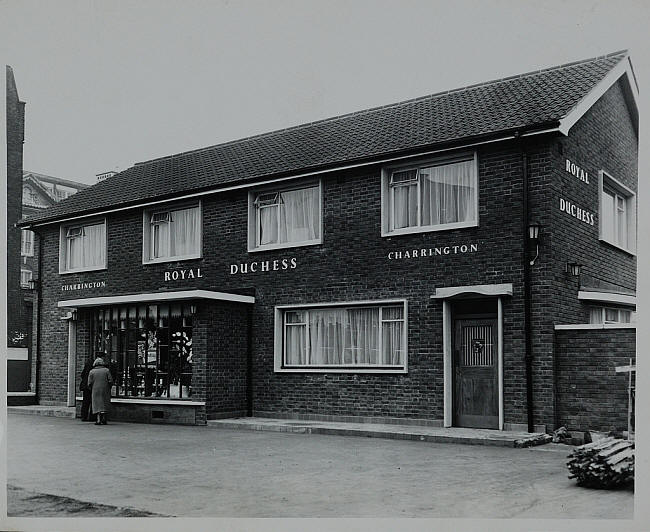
[[2, 0, 649, 185]]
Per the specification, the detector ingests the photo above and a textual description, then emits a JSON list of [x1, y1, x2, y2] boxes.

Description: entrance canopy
[[430, 283, 513, 300], [58, 289, 255, 308]]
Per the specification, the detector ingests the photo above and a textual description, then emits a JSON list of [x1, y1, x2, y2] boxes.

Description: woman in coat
[[87, 357, 113, 425], [79, 358, 96, 422]]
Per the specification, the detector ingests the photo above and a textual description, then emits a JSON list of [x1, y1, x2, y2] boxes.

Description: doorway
[[452, 301, 498, 429]]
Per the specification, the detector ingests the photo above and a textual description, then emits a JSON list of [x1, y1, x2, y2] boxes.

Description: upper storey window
[[248, 182, 322, 252], [143, 203, 202, 264], [382, 153, 478, 236], [598, 171, 636, 254], [59, 219, 107, 273]]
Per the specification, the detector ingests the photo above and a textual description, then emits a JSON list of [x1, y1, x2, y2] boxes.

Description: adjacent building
[[10, 172, 88, 401], [18, 51, 638, 433]]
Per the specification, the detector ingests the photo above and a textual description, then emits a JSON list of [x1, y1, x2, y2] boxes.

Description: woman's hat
[[93, 357, 105, 367]]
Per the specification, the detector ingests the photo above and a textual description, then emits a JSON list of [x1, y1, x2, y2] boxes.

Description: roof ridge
[[133, 50, 628, 168]]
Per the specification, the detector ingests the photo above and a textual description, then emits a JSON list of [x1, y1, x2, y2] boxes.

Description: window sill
[[382, 220, 477, 237], [275, 367, 407, 374], [598, 237, 636, 257], [143, 254, 203, 265], [248, 239, 322, 253], [75, 396, 205, 406], [59, 266, 108, 275]]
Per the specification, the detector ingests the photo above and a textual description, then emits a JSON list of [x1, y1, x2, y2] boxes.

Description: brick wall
[[6, 66, 26, 347], [555, 327, 635, 432], [31, 81, 637, 427], [35, 141, 533, 424]]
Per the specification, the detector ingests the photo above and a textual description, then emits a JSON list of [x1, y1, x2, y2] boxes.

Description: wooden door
[[453, 318, 498, 429]]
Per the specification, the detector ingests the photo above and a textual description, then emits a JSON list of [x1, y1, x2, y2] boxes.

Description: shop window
[[59, 219, 107, 273], [382, 153, 478, 236], [21, 229, 34, 257], [276, 301, 407, 372], [589, 306, 635, 324], [599, 171, 636, 254], [143, 203, 202, 263], [248, 182, 321, 251], [91, 303, 194, 399], [20, 269, 32, 288]]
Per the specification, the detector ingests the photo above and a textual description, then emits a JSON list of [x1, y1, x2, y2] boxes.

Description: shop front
[[58, 290, 254, 425]]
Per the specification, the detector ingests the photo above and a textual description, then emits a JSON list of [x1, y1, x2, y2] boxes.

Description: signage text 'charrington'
[[388, 243, 478, 260]]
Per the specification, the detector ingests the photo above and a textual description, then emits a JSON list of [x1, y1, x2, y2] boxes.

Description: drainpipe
[[34, 232, 43, 403], [246, 306, 253, 417], [520, 135, 535, 433]]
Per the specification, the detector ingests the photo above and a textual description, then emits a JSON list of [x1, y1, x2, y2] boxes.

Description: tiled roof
[[22, 51, 628, 225]]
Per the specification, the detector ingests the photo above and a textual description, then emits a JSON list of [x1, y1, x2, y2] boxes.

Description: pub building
[[18, 51, 637, 433]]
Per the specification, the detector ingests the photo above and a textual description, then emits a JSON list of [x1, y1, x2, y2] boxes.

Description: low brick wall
[[554, 327, 635, 432]]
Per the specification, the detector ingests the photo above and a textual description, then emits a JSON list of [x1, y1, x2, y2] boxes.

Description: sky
[[1, 0, 649, 185]]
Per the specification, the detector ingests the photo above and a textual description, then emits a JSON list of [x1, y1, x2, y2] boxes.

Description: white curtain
[[66, 235, 83, 269], [589, 307, 603, 324], [601, 190, 615, 242], [171, 207, 200, 256], [381, 307, 404, 364], [152, 221, 170, 258], [616, 196, 627, 246], [393, 183, 418, 229], [280, 187, 319, 243], [309, 309, 345, 365], [259, 206, 278, 245], [421, 160, 475, 226], [79, 223, 105, 268], [306, 308, 381, 365]]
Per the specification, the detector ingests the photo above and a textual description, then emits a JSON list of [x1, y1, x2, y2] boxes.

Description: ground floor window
[[589, 306, 635, 324], [91, 303, 193, 398], [281, 302, 406, 369]]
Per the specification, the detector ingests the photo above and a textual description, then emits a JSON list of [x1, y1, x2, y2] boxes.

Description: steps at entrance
[[207, 417, 548, 447]]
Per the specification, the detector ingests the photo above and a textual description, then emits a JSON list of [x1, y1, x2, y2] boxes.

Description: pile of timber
[[567, 436, 634, 488]]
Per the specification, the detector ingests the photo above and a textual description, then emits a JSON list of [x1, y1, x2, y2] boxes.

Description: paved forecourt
[[6, 414, 633, 518]]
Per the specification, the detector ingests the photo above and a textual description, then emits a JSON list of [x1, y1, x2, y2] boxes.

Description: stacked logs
[[567, 437, 634, 488]]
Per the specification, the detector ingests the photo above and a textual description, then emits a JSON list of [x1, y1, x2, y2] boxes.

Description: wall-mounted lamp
[[528, 223, 542, 266], [27, 278, 39, 291], [71, 309, 78, 321], [190, 303, 197, 316], [565, 262, 582, 277]]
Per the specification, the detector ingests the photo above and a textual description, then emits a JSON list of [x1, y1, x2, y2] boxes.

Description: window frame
[[247, 180, 323, 253], [589, 305, 635, 325], [142, 201, 203, 265], [598, 170, 636, 255], [21, 229, 34, 257], [273, 299, 408, 374], [58, 217, 108, 274], [20, 268, 32, 288], [381, 151, 479, 237]]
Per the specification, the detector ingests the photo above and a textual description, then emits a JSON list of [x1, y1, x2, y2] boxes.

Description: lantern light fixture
[[528, 223, 542, 265], [566, 262, 582, 277]]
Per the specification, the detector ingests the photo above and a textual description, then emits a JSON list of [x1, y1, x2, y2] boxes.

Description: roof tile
[[23, 51, 627, 224]]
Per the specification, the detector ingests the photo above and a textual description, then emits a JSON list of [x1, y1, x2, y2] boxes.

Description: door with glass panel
[[453, 318, 498, 429]]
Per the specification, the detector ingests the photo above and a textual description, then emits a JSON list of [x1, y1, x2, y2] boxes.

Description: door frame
[[443, 297, 504, 429]]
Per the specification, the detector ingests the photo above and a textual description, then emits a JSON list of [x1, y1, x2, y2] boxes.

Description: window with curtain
[[21, 229, 34, 256], [144, 204, 201, 262], [251, 184, 321, 250], [599, 171, 636, 253], [385, 156, 477, 234], [61, 220, 106, 272], [282, 303, 406, 369], [589, 306, 635, 324]]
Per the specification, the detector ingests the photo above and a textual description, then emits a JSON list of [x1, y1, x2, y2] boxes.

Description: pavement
[[4, 413, 633, 518]]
